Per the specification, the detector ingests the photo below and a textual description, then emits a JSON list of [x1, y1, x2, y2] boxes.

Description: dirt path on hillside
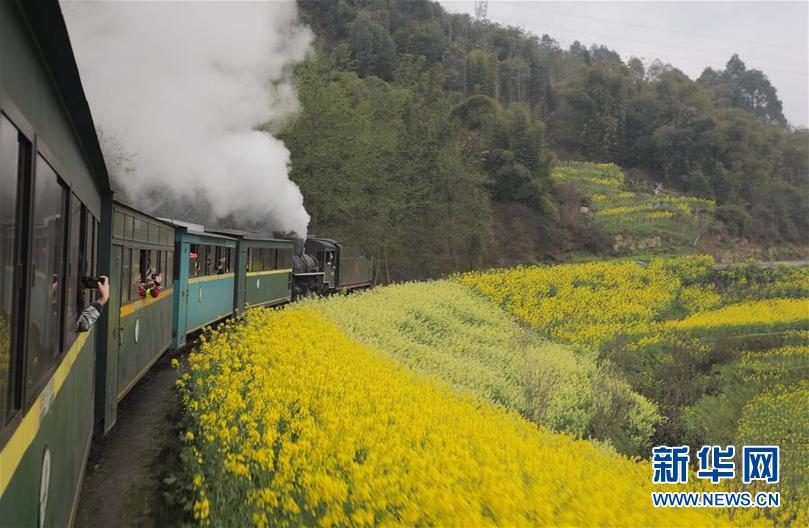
[[75, 352, 182, 528]]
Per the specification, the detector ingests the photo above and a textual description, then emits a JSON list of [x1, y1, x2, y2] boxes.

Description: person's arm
[[76, 276, 109, 332]]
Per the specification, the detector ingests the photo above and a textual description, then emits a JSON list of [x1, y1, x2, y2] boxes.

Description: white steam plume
[[61, 0, 312, 236]]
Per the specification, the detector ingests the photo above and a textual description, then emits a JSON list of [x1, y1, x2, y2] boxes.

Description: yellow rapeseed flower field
[[736, 380, 809, 526], [460, 257, 809, 349], [309, 280, 660, 453], [667, 298, 809, 334], [460, 256, 719, 349], [181, 307, 730, 527]]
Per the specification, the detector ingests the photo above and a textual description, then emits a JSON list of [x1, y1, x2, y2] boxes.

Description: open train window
[[166, 251, 173, 285], [189, 244, 198, 277], [262, 248, 275, 271], [250, 248, 263, 272], [85, 212, 94, 303], [129, 248, 140, 301], [26, 155, 68, 402], [63, 194, 82, 350], [121, 248, 131, 304], [0, 114, 28, 424], [203, 245, 213, 276]]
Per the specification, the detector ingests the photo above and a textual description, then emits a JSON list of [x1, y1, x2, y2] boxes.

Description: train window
[[130, 248, 140, 301], [202, 245, 209, 276], [113, 210, 125, 239], [189, 244, 197, 277], [252, 248, 263, 272], [214, 247, 227, 274], [87, 216, 94, 302], [166, 251, 173, 285], [121, 247, 131, 304], [199, 245, 208, 276], [1, 115, 27, 422], [64, 194, 82, 349], [93, 219, 98, 276], [226, 247, 233, 273], [26, 155, 68, 400], [140, 249, 152, 279], [191, 244, 203, 277]]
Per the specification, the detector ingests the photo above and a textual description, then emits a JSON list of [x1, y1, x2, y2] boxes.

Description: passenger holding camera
[[76, 276, 109, 332], [137, 272, 163, 299]]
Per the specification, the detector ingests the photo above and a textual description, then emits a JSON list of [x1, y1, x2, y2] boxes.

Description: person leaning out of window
[[76, 276, 110, 332]]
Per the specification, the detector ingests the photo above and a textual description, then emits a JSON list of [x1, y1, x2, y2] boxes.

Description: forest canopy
[[280, 0, 808, 280]]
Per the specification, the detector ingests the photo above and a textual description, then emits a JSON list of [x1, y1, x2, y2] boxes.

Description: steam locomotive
[[0, 2, 371, 526]]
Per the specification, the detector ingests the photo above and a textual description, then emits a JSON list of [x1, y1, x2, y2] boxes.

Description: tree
[[698, 54, 786, 125], [347, 11, 398, 80]]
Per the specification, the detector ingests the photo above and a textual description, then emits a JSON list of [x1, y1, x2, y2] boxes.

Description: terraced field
[[554, 162, 717, 253]]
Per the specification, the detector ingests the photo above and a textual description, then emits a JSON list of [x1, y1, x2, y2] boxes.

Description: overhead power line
[[522, 5, 807, 52], [538, 24, 809, 77]]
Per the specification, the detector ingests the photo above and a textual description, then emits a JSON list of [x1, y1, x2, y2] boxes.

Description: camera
[[81, 276, 103, 289]]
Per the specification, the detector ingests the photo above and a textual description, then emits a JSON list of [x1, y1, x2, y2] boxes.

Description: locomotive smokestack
[[61, 0, 312, 236]]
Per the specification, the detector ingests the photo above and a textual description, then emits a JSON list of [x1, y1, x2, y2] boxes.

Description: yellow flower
[[179, 306, 724, 526], [193, 498, 209, 520]]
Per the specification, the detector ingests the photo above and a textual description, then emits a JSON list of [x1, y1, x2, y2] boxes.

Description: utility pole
[[474, 0, 488, 21]]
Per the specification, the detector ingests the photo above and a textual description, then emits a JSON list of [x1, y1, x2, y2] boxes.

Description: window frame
[[0, 94, 106, 444], [0, 111, 31, 431], [24, 152, 70, 406]]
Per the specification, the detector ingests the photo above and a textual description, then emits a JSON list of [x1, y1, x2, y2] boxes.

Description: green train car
[[95, 201, 175, 432], [208, 229, 293, 312], [0, 1, 109, 525], [166, 221, 238, 350], [0, 3, 372, 526]]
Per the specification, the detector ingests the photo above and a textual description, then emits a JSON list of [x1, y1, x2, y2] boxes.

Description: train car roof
[[206, 227, 292, 244], [159, 218, 205, 233], [159, 218, 236, 241], [113, 197, 176, 228], [17, 0, 110, 194], [307, 237, 340, 250]]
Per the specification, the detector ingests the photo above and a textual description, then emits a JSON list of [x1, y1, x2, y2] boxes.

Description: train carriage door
[[173, 241, 190, 349], [235, 243, 247, 313], [104, 244, 123, 431]]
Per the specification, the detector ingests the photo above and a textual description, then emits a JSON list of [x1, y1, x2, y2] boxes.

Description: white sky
[[439, 1, 809, 127]]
